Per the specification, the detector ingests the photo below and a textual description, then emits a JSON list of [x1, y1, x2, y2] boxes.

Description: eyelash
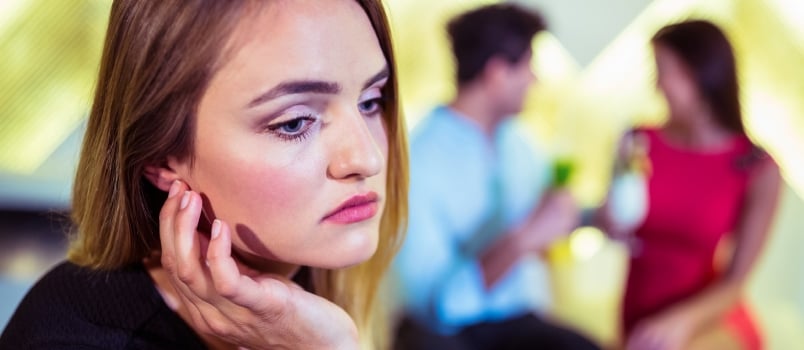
[[265, 96, 386, 143], [358, 97, 385, 117], [266, 115, 316, 142]]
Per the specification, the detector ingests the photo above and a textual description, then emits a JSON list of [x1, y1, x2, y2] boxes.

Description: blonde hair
[[68, 1, 407, 348]]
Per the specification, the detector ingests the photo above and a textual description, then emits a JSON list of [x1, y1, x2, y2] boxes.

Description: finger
[[172, 283, 239, 342], [173, 190, 211, 294], [206, 219, 291, 313], [166, 256, 238, 335], [626, 326, 650, 350], [159, 180, 186, 273], [637, 328, 662, 350], [194, 300, 236, 338], [625, 333, 638, 350], [206, 219, 242, 299]]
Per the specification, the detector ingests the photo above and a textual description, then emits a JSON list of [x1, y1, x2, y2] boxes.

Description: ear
[[482, 56, 510, 87], [144, 162, 182, 192]]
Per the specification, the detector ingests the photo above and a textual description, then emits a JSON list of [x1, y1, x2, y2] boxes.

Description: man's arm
[[479, 189, 578, 288]]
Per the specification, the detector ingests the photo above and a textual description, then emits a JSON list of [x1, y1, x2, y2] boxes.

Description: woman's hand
[[625, 307, 697, 350], [158, 180, 359, 350]]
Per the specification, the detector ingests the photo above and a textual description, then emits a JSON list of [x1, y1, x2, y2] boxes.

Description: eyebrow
[[362, 66, 389, 90], [246, 66, 390, 109], [246, 81, 340, 108]]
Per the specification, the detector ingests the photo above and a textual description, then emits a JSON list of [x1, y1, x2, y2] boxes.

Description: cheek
[[193, 140, 328, 239], [671, 82, 699, 109], [659, 75, 686, 103], [237, 166, 314, 216], [656, 60, 699, 110], [372, 116, 390, 161]]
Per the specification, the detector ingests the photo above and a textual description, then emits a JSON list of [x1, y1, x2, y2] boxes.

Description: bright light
[[0, 0, 29, 35], [569, 226, 606, 261], [744, 89, 804, 199], [768, 0, 804, 49], [532, 32, 579, 84]]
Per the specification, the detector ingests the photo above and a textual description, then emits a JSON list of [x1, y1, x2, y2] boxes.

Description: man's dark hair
[[447, 3, 546, 85]]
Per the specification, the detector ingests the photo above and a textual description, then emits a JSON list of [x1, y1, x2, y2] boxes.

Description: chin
[[318, 226, 380, 269]]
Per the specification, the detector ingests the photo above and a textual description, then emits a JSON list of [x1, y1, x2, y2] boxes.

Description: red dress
[[622, 128, 765, 349]]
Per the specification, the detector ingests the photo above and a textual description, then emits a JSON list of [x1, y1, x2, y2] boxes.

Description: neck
[[449, 85, 505, 137], [663, 108, 735, 150]]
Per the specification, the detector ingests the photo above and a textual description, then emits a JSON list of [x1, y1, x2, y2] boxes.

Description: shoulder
[[499, 119, 544, 156], [408, 107, 485, 184], [497, 119, 550, 175], [0, 261, 186, 348], [733, 137, 775, 171], [24, 261, 156, 309], [409, 107, 463, 151], [743, 146, 780, 189], [722, 136, 780, 201]]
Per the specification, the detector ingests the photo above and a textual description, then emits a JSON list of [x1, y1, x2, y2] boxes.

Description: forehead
[[216, 0, 386, 87]]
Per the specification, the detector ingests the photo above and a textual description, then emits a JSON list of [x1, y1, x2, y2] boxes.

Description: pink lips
[[323, 192, 380, 224]]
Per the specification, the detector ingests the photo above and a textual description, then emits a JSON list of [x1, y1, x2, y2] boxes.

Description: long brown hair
[[653, 20, 744, 134], [68, 0, 407, 347]]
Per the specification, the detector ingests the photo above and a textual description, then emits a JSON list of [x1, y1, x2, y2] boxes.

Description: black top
[[0, 261, 206, 349]]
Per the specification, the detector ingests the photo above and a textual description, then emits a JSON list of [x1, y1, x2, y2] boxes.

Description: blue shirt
[[394, 106, 554, 334]]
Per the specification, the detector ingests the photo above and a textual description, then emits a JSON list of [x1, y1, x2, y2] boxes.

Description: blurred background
[[0, 0, 801, 348]]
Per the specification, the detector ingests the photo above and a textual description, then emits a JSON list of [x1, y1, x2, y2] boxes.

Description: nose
[[327, 105, 384, 180]]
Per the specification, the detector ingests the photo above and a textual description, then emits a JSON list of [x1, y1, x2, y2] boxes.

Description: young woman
[[0, 1, 407, 349], [598, 20, 781, 350]]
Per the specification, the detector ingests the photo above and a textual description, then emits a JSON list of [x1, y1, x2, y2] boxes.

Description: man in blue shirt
[[393, 4, 599, 349]]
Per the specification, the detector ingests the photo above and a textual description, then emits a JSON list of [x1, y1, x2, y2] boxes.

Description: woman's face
[[171, 0, 390, 271], [654, 43, 702, 123]]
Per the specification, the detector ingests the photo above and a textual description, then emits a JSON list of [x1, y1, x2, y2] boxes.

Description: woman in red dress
[[599, 20, 782, 350]]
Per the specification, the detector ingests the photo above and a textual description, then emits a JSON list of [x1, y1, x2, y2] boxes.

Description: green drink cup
[[552, 158, 574, 188]]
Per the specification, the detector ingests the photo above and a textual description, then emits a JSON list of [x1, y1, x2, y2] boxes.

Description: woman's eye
[[358, 98, 384, 115], [280, 119, 305, 133], [266, 116, 316, 142]]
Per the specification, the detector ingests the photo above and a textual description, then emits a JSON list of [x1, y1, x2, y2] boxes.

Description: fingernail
[[168, 180, 181, 198], [180, 191, 191, 209], [211, 219, 221, 239]]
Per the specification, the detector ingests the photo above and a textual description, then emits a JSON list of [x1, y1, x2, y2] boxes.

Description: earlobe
[[144, 164, 181, 192]]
